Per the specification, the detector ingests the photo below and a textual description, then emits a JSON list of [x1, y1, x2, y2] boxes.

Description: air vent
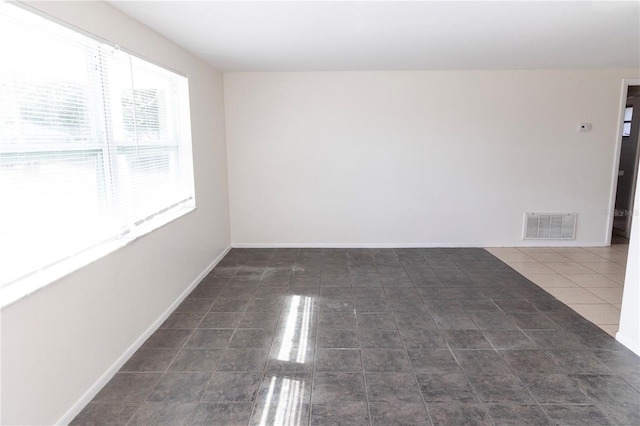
[[523, 213, 577, 240]]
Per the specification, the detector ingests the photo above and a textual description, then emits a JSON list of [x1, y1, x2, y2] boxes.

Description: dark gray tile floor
[[72, 248, 640, 425]]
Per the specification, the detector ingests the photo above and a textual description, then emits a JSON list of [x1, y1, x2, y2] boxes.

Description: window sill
[[0, 206, 196, 310]]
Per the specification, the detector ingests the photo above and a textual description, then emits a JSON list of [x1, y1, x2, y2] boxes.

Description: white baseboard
[[232, 242, 484, 248], [616, 331, 640, 356], [231, 242, 611, 249], [56, 245, 231, 426]]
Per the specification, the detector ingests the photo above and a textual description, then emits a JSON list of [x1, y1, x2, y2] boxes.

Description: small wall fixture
[[578, 123, 592, 132]]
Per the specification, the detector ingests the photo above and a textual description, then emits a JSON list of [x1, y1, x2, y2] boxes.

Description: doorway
[[612, 85, 640, 242]]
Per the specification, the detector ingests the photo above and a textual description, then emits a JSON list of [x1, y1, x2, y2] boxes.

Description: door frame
[[606, 78, 640, 245]]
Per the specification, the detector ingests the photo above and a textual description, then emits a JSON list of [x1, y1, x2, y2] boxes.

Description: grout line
[[392, 249, 435, 426], [187, 265, 266, 421], [244, 265, 289, 426], [185, 268, 232, 425], [304, 265, 320, 426]]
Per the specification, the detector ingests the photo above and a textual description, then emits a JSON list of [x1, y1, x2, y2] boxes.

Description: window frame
[[623, 106, 633, 137]]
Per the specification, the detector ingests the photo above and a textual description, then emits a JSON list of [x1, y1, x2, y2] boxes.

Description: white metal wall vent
[[523, 213, 577, 240]]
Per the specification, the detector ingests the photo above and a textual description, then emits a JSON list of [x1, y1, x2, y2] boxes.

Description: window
[[0, 4, 195, 292], [623, 106, 633, 137]]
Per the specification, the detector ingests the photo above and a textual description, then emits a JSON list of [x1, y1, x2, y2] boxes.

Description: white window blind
[[0, 3, 195, 289]]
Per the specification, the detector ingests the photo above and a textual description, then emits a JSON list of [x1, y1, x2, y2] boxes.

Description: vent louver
[[524, 213, 577, 240]]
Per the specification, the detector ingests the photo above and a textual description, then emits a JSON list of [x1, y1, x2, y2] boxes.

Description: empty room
[[2, 1, 640, 425]]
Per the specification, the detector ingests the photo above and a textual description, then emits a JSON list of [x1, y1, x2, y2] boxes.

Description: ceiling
[[109, 1, 640, 72]]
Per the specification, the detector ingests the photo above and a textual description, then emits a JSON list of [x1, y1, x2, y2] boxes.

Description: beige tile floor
[[486, 244, 629, 337]]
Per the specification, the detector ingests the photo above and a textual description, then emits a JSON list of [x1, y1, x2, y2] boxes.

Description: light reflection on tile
[[277, 295, 315, 364], [255, 375, 307, 426]]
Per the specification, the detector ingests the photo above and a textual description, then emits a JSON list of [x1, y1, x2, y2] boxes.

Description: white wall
[[225, 70, 639, 247], [618, 141, 640, 355], [0, 2, 230, 425], [618, 187, 640, 355]]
